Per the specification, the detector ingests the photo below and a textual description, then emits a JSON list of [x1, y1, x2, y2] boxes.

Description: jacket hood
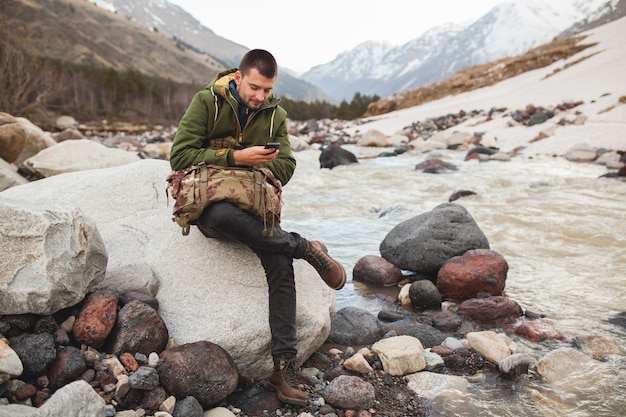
[[207, 68, 280, 107]]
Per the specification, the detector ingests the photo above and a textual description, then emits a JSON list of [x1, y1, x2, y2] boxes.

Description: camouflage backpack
[[166, 162, 282, 236]]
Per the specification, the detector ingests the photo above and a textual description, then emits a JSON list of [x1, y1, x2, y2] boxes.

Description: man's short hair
[[239, 49, 278, 79]]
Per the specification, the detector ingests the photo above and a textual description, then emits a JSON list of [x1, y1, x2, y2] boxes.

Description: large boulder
[[0, 159, 335, 380], [0, 197, 108, 315], [20, 138, 141, 179], [14, 116, 58, 166], [379, 203, 490, 274]]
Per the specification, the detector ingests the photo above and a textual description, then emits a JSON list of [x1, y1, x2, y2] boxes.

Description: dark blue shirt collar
[[229, 79, 249, 129]]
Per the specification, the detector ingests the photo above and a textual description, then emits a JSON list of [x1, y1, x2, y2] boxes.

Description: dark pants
[[196, 201, 307, 360]]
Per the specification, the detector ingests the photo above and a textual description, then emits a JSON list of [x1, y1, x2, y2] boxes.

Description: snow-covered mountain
[[90, 0, 332, 102], [91, 0, 622, 103], [302, 0, 619, 101]]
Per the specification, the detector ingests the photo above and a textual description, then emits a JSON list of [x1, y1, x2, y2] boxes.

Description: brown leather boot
[[268, 356, 308, 406], [303, 240, 346, 290]]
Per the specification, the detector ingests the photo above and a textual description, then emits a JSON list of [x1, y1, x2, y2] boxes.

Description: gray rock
[[499, 353, 535, 379], [129, 366, 159, 390], [1, 159, 334, 380], [409, 279, 442, 309], [10, 333, 56, 379], [322, 375, 375, 409], [0, 197, 107, 315], [20, 139, 140, 179], [328, 307, 385, 345], [382, 319, 446, 348], [380, 203, 489, 274], [172, 396, 204, 417]]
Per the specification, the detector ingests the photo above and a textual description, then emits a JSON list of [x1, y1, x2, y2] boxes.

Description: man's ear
[[234, 70, 242, 86]]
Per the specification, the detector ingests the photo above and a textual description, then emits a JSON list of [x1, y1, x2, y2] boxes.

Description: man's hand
[[232, 146, 279, 166]]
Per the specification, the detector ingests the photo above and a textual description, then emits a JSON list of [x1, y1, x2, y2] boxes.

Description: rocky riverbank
[[2, 97, 626, 417]]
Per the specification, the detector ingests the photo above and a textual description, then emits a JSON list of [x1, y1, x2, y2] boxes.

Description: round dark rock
[[172, 395, 204, 417], [328, 307, 386, 346], [11, 332, 56, 379], [48, 346, 86, 391], [157, 341, 238, 409], [409, 280, 442, 309]]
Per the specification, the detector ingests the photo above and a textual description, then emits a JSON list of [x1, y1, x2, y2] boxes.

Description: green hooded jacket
[[169, 68, 296, 185]]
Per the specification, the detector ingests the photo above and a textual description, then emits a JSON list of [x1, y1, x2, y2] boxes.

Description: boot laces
[[305, 247, 331, 275], [281, 357, 300, 387]]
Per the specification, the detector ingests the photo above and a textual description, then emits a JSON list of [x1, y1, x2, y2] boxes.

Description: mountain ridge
[[302, 0, 622, 101]]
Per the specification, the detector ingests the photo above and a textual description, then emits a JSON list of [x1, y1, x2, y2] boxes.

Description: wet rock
[[437, 249, 508, 301], [108, 300, 169, 357], [328, 307, 386, 346], [457, 296, 523, 325], [48, 346, 86, 391], [466, 331, 512, 365], [448, 189, 477, 202], [464, 146, 497, 161], [323, 375, 375, 409], [499, 353, 535, 379], [377, 310, 408, 322], [415, 158, 457, 173], [157, 341, 238, 409], [431, 310, 462, 332], [352, 255, 403, 287], [536, 347, 620, 395], [514, 321, 565, 342], [382, 319, 445, 348], [574, 335, 626, 360], [408, 280, 442, 309], [608, 311, 626, 329], [380, 203, 490, 274], [319, 143, 358, 169], [73, 289, 118, 349], [10, 333, 56, 379]]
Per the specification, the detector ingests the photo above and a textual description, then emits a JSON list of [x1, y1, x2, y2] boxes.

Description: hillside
[[364, 34, 598, 117], [347, 16, 626, 156], [0, 0, 224, 85]]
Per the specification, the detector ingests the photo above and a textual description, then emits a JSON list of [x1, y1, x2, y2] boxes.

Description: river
[[280, 145, 626, 417]]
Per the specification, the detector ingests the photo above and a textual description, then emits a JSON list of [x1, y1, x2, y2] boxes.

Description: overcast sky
[[167, 0, 505, 73]]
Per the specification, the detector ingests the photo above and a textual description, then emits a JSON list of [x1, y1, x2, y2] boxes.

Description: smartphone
[[265, 142, 280, 149]]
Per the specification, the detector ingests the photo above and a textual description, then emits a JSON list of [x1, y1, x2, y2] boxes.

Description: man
[[169, 49, 346, 406]]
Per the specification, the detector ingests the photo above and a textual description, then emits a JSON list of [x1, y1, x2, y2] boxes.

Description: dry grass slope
[[1, 0, 224, 84], [365, 35, 597, 117]]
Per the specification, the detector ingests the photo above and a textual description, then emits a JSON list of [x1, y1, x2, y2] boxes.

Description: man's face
[[234, 68, 276, 110]]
